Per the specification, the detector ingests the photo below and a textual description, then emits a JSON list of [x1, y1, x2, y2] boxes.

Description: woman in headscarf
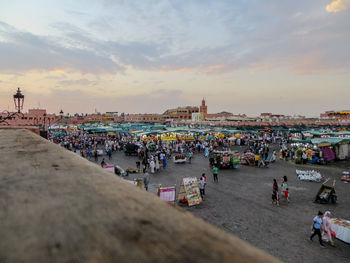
[[272, 179, 279, 206], [204, 147, 209, 157], [155, 156, 160, 172], [150, 159, 155, 174], [322, 211, 335, 246]]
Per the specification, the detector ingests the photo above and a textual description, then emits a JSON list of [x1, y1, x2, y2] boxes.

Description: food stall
[[331, 218, 350, 244], [173, 154, 187, 163], [209, 150, 240, 169]]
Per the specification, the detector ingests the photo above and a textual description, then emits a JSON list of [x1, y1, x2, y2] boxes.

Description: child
[[283, 188, 290, 203], [272, 190, 279, 206]]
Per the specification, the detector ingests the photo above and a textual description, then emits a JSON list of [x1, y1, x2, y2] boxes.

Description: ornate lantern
[[13, 88, 24, 113]]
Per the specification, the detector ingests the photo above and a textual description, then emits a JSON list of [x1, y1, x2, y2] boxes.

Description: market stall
[[209, 150, 240, 169], [240, 152, 256, 166], [331, 218, 350, 244], [173, 154, 187, 163]]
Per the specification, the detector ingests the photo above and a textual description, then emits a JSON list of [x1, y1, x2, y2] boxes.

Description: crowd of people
[[48, 128, 344, 251]]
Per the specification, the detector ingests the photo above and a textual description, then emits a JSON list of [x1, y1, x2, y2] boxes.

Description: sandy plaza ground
[[89, 145, 350, 263]]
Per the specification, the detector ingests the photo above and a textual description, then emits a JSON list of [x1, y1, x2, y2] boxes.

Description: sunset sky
[[0, 0, 349, 116]]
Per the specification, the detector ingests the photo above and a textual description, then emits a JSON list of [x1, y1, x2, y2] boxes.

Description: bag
[[330, 230, 336, 238]]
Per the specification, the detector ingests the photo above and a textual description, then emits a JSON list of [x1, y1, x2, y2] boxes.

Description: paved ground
[[87, 145, 350, 263]]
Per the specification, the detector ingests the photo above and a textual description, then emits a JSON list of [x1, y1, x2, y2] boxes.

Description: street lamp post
[[0, 88, 25, 125], [13, 88, 24, 113]]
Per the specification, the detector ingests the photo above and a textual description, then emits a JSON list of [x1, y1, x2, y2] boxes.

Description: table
[[331, 218, 350, 243]]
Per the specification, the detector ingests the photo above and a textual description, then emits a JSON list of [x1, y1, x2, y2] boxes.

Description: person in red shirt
[[283, 188, 290, 203]]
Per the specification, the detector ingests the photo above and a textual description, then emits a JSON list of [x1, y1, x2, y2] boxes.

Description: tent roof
[[311, 137, 350, 146]]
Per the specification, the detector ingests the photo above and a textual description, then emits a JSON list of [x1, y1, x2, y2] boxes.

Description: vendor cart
[[341, 170, 350, 182], [173, 154, 187, 164], [240, 152, 256, 166], [124, 143, 139, 156], [209, 150, 240, 169], [97, 149, 104, 156], [315, 179, 337, 204]]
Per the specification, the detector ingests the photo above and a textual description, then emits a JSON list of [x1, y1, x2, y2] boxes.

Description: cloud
[[326, 0, 350, 12], [0, 21, 124, 75], [58, 78, 98, 86], [1, 1, 350, 76]]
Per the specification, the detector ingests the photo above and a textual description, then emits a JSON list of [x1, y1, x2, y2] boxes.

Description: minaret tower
[[200, 98, 207, 120]]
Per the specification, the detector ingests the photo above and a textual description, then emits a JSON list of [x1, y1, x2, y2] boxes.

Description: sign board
[[159, 187, 176, 202], [178, 177, 202, 206], [103, 165, 115, 173]]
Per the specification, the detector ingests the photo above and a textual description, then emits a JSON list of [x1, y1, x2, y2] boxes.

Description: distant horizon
[[1, 1, 349, 116], [3, 94, 346, 119]]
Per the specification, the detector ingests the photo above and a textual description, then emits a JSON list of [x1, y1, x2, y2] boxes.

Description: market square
[[1, 1, 350, 262], [47, 127, 350, 263]]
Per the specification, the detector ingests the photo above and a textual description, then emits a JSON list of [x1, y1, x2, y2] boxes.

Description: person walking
[[143, 172, 150, 191], [310, 211, 326, 248], [107, 148, 112, 160], [188, 150, 193, 163], [270, 150, 277, 163], [213, 165, 218, 182], [322, 211, 335, 247], [281, 176, 289, 203], [162, 153, 167, 168], [94, 150, 98, 162], [205, 147, 209, 157], [136, 161, 141, 173], [100, 158, 106, 168], [202, 173, 207, 186], [150, 159, 155, 174], [155, 156, 160, 172], [302, 151, 308, 164], [198, 176, 205, 200], [272, 179, 279, 206]]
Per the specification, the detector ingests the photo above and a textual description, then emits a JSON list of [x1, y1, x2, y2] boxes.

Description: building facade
[[124, 113, 165, 123], [0, 109, 58, 126], [320, 111, 350, 120], [163, 106, 199, 120]]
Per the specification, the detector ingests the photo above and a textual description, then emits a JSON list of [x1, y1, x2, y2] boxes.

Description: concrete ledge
[[0, 126, 40, 135], [0, 129, 282, 263]]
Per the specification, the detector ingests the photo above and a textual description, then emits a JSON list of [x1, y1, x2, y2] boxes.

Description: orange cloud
[[51, 69, 67, 74], [326, 0, 350, 13]]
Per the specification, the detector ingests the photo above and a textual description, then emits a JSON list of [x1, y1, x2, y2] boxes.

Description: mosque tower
[[200, 98, 207, 120]]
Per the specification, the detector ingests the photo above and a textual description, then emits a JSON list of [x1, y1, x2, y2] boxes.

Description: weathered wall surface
[[0, 129, 282, 263]]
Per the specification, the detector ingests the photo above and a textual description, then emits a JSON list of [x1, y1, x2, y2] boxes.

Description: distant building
[[320, 111, 350, 120], [0, 109, 58, 126], [164, 106, 199, 120], [124, 113, 165, 123]]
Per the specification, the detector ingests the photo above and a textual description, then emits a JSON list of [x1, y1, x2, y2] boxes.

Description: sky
[[0, 0, 349, 117]]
